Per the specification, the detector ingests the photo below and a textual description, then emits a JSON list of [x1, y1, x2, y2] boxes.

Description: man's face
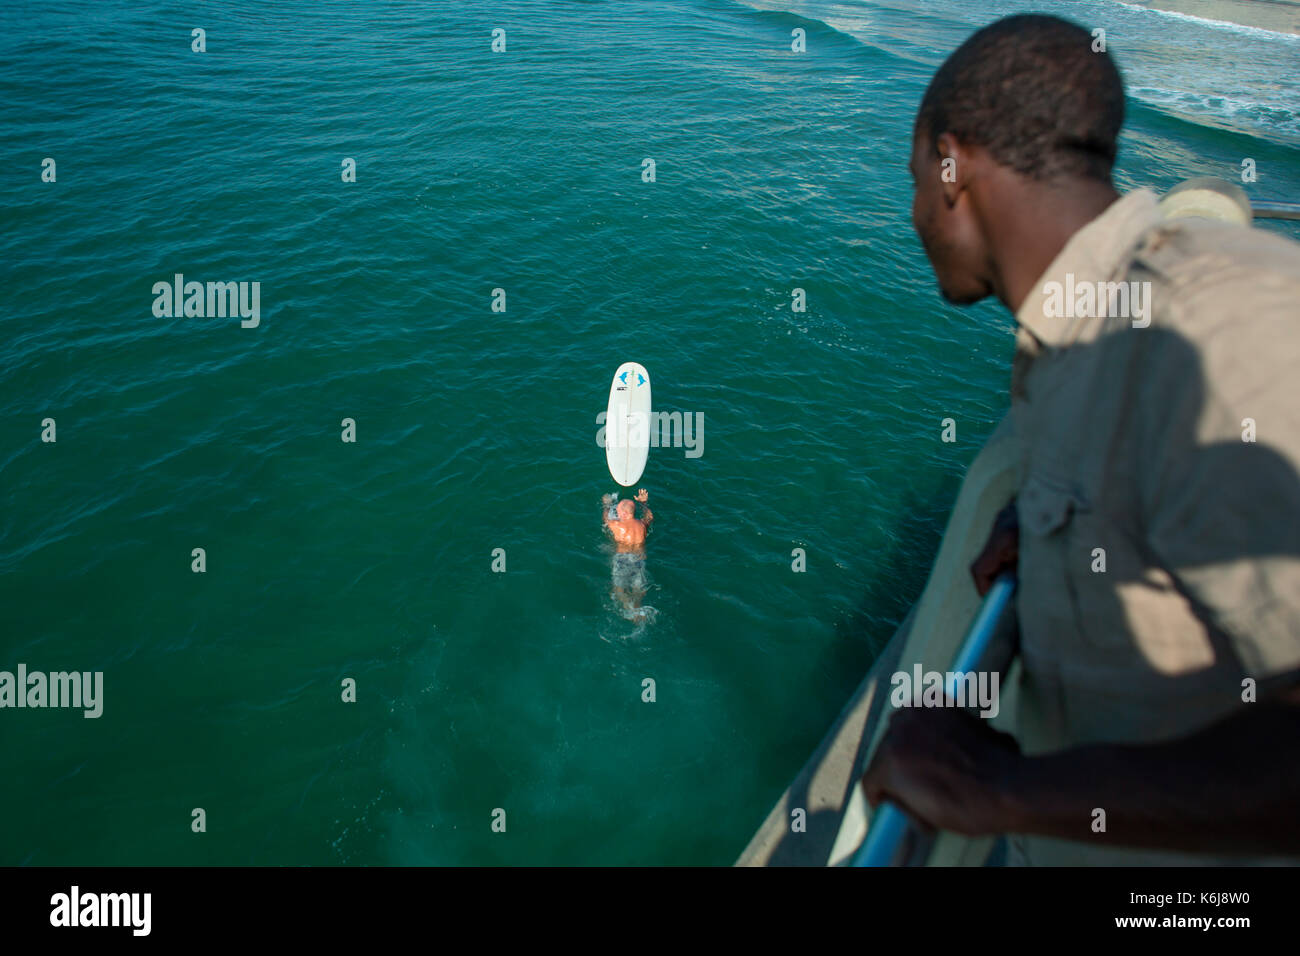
[[909, 130, 990, 305]]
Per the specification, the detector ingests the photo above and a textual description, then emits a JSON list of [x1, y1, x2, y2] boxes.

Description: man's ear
[[934, 132, 967, 206]]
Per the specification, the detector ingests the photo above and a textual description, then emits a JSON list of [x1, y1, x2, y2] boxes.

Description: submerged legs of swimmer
[[610, 550, 650, 619]]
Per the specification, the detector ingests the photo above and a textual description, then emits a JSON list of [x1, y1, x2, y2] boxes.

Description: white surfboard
[[605, 362, 651, 486]]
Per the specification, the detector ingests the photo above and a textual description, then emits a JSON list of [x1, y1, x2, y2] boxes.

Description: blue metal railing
[[853, 573, 1017, 867]]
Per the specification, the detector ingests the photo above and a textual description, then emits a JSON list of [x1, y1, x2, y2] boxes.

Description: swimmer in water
[[602, 488, 652, 618]]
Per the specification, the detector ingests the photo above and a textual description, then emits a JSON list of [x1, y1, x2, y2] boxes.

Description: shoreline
[[1123, 0, 1300, 35]]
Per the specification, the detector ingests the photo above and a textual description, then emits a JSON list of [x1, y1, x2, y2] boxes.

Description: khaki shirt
[[1007, 189, 1300, 865]]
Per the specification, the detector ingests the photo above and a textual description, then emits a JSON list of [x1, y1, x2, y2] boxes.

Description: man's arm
[[635, 488, 652, 527], [970, 497, 1017, 596], [1012, 682, 1300, 852], [601, 493, 617, 532], [862, 683, 1300, 854], [866, 474, 1300, 855]]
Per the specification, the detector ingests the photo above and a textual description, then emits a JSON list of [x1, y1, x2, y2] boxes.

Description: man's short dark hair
[[916, 14, 1125, 183]]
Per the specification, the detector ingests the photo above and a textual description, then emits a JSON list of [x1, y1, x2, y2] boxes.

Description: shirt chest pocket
[[1016, 474, 1105, 660], [1018, 473, 1165, 673], [1019, 474, 1081, 538]]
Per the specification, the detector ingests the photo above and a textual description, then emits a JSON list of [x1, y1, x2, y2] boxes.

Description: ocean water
[[1, 0, 1296, 865]]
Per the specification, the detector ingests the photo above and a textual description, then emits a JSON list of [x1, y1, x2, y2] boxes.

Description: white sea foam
[[1115, 2, 1300, 43], [1130, 85, 1299, 140], [734, 0, 1300, 143]]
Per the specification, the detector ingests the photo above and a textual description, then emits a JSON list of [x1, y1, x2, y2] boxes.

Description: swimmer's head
[[616, 500, 635, 519]]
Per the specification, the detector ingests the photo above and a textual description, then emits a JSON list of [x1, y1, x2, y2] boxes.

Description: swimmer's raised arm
[[601, 492, 619, 530], [635, 488, 653, 526]]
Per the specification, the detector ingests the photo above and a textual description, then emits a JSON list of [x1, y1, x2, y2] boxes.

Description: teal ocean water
[[2, 0, 1297, 865]]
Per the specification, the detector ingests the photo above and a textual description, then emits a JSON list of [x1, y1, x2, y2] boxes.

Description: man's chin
[[938, 281, 987, 306]]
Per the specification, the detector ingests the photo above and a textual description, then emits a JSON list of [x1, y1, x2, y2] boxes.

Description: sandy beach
[[1127, 0, 1300, 35]]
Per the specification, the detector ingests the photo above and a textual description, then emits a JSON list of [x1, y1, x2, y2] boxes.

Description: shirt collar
[[1014, 188, 1162, 349]]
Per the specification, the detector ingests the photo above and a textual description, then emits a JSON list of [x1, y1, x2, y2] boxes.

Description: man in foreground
[[862, 14, 1300, 863]]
